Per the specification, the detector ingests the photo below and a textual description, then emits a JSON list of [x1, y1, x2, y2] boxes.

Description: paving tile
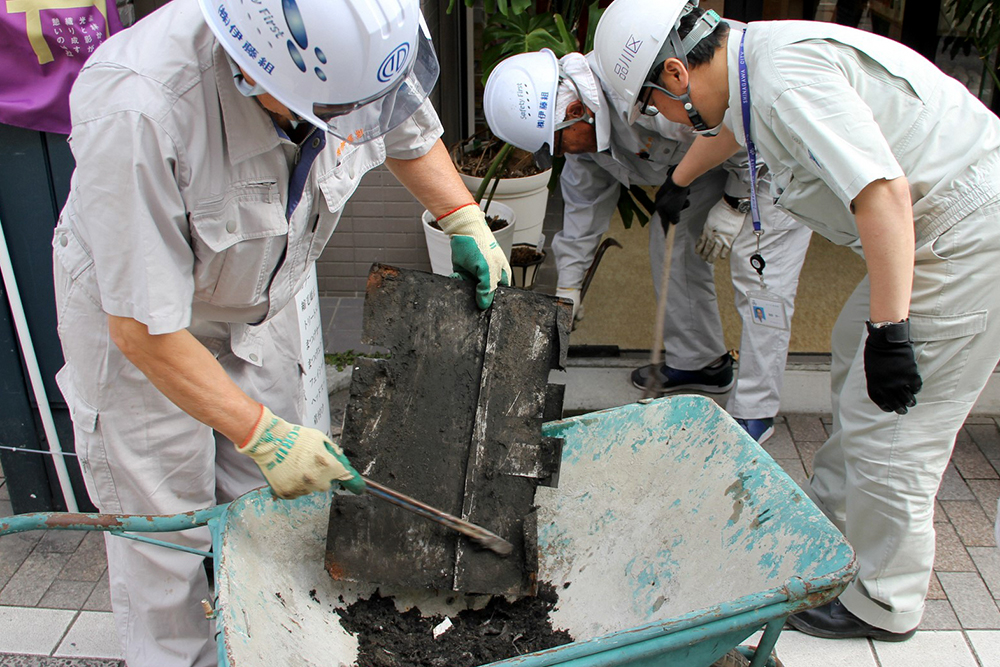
[[934, 522, 976, 572], [970, 546, 1000, 600], [38, 580, 98, 610], [873, 630, 977, 666], [941, 500, 996, 547], [762, 422, 797, 459], [0, 499, 11, 517], [0, 552, 72, 606], [927, 572, 947, 600], [82, 573, 111, 613], [59, 533, 107, 583], [937, 572, 1000, 629], [938, 463, 976, 501], [953, 430, 1000, 480], [34, 531, 86, 555], [785, 415, 827, 442], [968, 630, 1000, 667], [0, 532, 42, 592], [55, 612, 122, 660], [0, 606, 76, 655], [793, 440, 820, 478], [919, 599, 960, 630], [935, 500, 948, 523], [774, 629, 877, 666], [0, 480, 8, 501], [969, 479, 1000, 522], [774, 459, 809, 491], [969, 422, 1000, 460]]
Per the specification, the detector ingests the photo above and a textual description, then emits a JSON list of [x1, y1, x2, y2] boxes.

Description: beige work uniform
[[53, 1, 442, 665], [727, 22, 1000, 632]]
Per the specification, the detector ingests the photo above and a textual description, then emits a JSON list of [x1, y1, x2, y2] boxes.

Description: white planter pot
[[422, 201, 516, 276], [459, 169, 551, 246]]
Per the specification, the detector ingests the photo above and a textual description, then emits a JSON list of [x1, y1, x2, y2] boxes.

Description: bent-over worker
[[53, 0, 510, 664]]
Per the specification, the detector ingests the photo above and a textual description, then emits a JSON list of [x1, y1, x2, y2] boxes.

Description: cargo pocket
[[189, 181, 288, 308], [56, 366, 116, 511], [908, 310, 988, 402]]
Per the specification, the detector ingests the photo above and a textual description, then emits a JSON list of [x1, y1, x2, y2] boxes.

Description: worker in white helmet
[[52, 0, 509, 664], [484, 47, 812, 443], [595, 0, 1000, 642]]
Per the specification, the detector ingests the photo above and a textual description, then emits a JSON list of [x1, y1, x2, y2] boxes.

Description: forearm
[[385, 139, 474, 218], [852, 177, 914, 322], [671, 125, 741, 187], [108, 315, 261, 444]]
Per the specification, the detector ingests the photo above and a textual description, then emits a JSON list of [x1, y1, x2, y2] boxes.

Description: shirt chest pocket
[[189, 180, 288, 308], [773, 171, 859, 247]]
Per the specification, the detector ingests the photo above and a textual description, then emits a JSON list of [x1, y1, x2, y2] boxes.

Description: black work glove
[[864, 319, 922, 414], [655, 165, 691, 233]]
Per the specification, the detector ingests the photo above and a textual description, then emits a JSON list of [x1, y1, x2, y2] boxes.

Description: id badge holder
[[747, 289, 789, 330]]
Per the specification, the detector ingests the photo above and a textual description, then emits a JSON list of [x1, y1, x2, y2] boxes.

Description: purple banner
[[0, 0, 123, 134]]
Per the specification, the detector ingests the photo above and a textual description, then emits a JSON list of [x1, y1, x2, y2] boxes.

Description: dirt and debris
[[335, 584, 572, 667], [427, 215, 510, 233], [450, 136, 544, 179], [510, 245, 545, 265]]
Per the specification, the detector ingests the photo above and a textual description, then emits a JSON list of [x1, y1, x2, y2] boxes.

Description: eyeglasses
[[637, 65, 671, 117]]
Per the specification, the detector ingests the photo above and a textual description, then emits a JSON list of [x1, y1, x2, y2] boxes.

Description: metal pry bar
[[361, 477, 513, 557]]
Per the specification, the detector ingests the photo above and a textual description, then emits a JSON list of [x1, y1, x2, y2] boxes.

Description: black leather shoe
[[787, 599, 916, 642]]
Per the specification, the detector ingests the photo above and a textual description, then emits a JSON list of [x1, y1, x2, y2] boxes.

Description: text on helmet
[[217, 3, 276, 75], [614, 36, 643, 81], [536, 90, 549, 128]]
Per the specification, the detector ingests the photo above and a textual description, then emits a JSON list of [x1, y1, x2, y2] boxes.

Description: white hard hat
[[594, 0, 719, 126], [483, 49, 560, 154], [199, 0, 440, 141]]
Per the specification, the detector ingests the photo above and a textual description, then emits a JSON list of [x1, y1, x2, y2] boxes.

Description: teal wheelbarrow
[[1, 395, 856, 666]]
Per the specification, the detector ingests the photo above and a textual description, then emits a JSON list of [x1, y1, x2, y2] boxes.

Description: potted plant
[[444, 0, 601, 246], [421, 200, 517, 276]]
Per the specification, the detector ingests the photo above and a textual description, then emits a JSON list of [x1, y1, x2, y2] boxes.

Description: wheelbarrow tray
[[215, 395, 856, 667]]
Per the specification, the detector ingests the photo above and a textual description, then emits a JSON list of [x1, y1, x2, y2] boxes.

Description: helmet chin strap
[[663, 29, 712, 132]]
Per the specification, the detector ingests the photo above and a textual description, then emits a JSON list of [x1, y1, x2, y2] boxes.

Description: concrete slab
[[54, 612, 121, 660], [0, 607, 75, 655], [873, 630, 977, 666], [967, 630, 1000, 667], [774, 630, 877, 666]]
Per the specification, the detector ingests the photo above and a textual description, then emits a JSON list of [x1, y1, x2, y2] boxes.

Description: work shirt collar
[[213, 43, 284, 165]]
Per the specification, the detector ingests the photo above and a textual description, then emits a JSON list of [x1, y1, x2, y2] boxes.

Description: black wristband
[[866, 319, 911, 346]]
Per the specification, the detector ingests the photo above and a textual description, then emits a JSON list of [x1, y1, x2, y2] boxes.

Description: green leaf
[[584, 0, 604, 53], [629, 184, 655, 217]]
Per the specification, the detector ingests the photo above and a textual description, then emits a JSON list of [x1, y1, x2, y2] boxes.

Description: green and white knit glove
[[437, 203, 511, 309], [238, 405, 365, 499]]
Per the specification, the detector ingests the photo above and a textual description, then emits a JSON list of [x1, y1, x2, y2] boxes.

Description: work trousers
[[808, 201, 1000, 632], [53, 259, 306, 667], [647, 171, 812, 419]]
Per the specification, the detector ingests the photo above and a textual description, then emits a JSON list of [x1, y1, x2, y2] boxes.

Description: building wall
[[316, 0, 465, 296]]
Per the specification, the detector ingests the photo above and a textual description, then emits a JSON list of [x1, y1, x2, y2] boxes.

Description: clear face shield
[[315, 26, 440, 143]]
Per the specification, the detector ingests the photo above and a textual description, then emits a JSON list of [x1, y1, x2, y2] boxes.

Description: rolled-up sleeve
[[382, 98, 445, 161], [69, 110, 195, 335]]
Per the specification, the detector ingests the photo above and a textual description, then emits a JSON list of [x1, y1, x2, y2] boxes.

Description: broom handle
[[644, 223, 678, 399]]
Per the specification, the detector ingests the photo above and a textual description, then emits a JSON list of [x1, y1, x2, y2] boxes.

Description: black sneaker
[[630, 354, 735, 395], [787, 599, 917, 642]]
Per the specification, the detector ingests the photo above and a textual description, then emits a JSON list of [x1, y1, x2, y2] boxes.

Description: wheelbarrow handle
[[0, 504, 229, 537]]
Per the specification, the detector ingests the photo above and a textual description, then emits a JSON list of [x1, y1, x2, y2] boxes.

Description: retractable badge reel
[[739, 30, 788, 332]]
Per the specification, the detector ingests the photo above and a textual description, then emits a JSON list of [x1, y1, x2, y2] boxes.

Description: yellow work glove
[[437, 203, 511, 309], [237, 405, 365, 499]]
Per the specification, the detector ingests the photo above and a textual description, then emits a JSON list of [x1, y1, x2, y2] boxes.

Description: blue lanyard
[[738, 31, 762, 235]]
